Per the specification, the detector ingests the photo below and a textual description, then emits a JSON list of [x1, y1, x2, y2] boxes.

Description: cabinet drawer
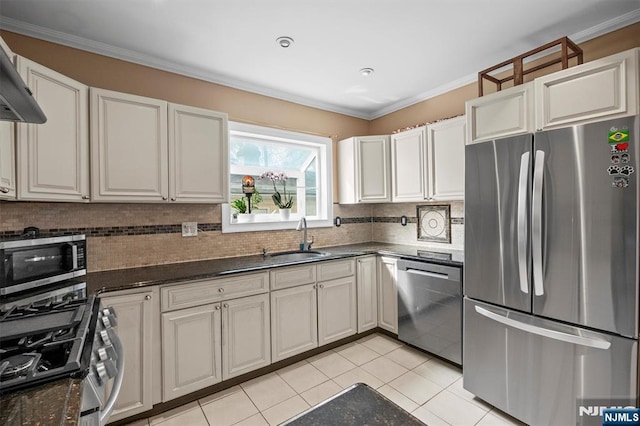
[[270, 264, 316, 290], [317, 259, 355, 282], [161, 272, 269, 311]]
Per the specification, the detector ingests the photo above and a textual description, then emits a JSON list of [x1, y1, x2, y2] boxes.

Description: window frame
[[222, 122, 333, 233]]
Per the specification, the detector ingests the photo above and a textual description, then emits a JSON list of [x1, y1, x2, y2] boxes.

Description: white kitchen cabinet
[[162, 302, 222, 400], [425, 116, 466, 200], [318, 275, 357, 345], [466, 82, 535, 144], [160, 273, 270, 402], [377, 256, 398, 334], [91, 89, 230, 203], [356, 256, 378, 333], [535, 47, 639, 130], [16, 56, 89, 202], [168, 103, 228, 203], [100, 288, 156, 422], [0, 121, 15, 200], [221, 293, 271, 380], [390, 127, 425, 202], [91, 88, 168, 202], [271, 283, 318, 362], [338, 135, 391, 203]]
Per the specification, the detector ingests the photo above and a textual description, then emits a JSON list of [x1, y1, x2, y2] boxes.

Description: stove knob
[[101, 314, 118, 328], [102, 307, 117, 318], [99, 329, 113, 346], [95, 362, 109, 385], [96, 345, 117, 361]]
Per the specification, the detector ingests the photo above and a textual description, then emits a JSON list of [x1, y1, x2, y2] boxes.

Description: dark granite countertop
[[87, 242, 463, 294], [282, 382, 425, 425], [0, 379, 83, 426]]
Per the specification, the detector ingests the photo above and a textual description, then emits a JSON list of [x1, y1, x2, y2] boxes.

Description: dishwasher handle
[[406, 268, 449, 280]]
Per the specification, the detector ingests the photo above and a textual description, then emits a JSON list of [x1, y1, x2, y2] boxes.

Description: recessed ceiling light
[[276, 36, 294, 48], [360, 68, 374, 76]]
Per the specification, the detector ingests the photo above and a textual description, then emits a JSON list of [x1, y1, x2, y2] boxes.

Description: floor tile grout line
[[195, 399, 211, 426]]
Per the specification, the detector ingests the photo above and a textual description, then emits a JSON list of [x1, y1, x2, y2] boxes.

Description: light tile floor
[[124, 333, 525, 426]]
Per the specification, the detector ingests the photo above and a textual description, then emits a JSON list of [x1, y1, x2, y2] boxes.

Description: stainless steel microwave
[[0, 235, 86, 295]]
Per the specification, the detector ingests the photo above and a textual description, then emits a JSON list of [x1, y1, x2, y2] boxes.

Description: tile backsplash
[[0, 202, 374, 271], [0, 200, 463, 271], [371, 201, 464, 250]]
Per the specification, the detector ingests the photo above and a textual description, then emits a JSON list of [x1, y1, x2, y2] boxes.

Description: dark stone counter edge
[[87, 243, 463, 295]]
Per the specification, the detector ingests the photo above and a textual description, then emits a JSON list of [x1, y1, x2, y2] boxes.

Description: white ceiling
[[1, 0, 639, 119]]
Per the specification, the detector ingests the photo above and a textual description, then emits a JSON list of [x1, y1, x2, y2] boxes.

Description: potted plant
[[260, 171, 294, 220], [231, 188, 262, 222]]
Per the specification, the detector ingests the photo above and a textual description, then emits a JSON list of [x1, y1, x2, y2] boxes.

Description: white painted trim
[[2, 9, 639, 120]]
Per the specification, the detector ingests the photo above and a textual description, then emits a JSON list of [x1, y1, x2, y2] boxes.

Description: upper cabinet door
[[426, 116, 466, 201], [391, 127, 425, 202], [168, 103, 228, 203], [466, 82, 535, 144], [16, 57, 89, 202], [91, 88, 168, 202], [357, 136, 391, 202], [535, 48, 639, 131]]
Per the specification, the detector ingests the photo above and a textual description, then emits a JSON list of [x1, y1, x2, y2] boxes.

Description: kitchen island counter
[[86, 242, 463, 294]]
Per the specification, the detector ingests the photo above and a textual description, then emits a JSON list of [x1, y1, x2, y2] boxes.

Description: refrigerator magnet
[[612, 177, 629, 188]]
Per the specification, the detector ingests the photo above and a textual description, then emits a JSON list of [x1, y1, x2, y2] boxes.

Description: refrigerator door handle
[[517, 151, 530, 294], [474, 305, 611, 350], [532, 150, 545, 296]]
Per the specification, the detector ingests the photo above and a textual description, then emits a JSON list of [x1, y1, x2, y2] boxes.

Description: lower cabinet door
[[162, 303, 222, 401], [100, 290, 153, 421], [221, 293, 271, 380], [377, 257, 398, 333], [318, 276, 357, 345], [271, 284, 318, 362], [357, 256, 378, 333]]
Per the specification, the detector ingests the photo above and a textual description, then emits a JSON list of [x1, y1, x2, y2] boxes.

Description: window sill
[[221, 204, 334, 233]]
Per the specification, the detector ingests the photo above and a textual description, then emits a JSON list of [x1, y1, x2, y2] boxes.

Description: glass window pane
[[230, 138, 315, 169]]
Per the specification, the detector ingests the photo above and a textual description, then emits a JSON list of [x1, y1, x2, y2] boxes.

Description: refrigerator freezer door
[[464, 134, 532, 312], [464, 299, 638, 426], [533, 115, 638, 338]]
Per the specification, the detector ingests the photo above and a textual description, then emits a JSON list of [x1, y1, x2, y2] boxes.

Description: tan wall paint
[[0, 30, 370, 201], [368, 22, 640, 134]]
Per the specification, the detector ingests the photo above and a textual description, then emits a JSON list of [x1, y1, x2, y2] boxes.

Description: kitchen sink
[[269, 250, 330, 261]]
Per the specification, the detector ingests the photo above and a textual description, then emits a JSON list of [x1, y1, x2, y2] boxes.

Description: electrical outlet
[[181, 222, 198, 237]]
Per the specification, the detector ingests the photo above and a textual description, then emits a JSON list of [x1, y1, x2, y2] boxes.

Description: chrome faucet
[[296, 217, 310, 251]]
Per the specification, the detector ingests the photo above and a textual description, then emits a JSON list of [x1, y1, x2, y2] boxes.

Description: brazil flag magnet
[[609, 130, 629, 144]]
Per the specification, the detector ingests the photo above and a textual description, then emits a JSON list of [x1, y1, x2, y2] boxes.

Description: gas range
[[0, 281, 99, 393]]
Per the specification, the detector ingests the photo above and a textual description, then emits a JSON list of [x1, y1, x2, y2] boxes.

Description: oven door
[[1, 238, 86, 295]]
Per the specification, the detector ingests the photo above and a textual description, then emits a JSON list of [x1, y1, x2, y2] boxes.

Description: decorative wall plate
[[417, 204, 451, 243]]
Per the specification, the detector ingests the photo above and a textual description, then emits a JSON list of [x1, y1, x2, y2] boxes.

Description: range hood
[[0, 46, 46, 123]]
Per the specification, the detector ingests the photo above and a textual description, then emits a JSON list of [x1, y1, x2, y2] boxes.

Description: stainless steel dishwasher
[[397, 259, 462, 365]]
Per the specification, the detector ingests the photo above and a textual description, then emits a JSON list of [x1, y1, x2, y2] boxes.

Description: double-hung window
[[221, 122, 333, 233]]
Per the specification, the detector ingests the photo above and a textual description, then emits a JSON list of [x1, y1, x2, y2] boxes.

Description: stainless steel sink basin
[[269, 250, 330, 261]]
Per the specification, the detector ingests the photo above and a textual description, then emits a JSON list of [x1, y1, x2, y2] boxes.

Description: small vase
[[279, 208, 291, 220]]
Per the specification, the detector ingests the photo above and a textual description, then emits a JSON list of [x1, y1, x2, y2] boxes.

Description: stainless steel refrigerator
[[463, 115, 639, 426]]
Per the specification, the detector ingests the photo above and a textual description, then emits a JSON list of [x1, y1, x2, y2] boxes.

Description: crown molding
[[0, 16, 372, 120], [2, 9, 639, 122]]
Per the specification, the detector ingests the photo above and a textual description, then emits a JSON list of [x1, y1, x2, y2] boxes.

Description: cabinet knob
[[223, 303, 229, 308], [214, 305, 221, 310], [218, 288, 225, 293], [82, 195, 90, 200], [319, 284, 324, 288], [162, 196, 168, 200], [0, 187, 10, 194], [145, 295, 151, 300], [171, 197, 176, 201]]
